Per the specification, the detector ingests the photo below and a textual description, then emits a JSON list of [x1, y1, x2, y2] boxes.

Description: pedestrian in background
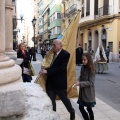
[[88, 46, 94, 59], [29, 47, 34, 61], [76, 44, 83, 66], [41, 47, 46, 58], [105, 46, 110, 63], [40, 39, 75, 120], [74, 53, 96, 120], [17, 43, 32, 82]]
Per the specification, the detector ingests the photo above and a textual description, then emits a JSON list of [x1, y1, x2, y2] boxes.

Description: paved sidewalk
[[56, 97, 120, 120], [31, 55, 120, 120], [32, 75, 120, 120]]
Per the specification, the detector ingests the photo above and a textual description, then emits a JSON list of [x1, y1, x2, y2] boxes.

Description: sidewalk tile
[[96, 104, 114, 111], [57, 108, 65, 115], [96, 98, 106, 105], [61, 108, 69, 114], [59, 113, 82, 120], [103, 110, 120, 118], [111, 117, 120, 120], [94, 111, 108, 119], [95, 118, 112, 120]]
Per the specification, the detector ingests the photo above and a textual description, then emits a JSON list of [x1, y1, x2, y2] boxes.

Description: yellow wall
[[78, 18, 120, 61]]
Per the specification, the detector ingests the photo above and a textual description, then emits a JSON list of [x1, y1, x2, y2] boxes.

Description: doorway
[[94, 30, 99, 53]]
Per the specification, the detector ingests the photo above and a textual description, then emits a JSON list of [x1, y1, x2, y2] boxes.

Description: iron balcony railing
[[61, 4, 78, 19], [95, 5, 112, 18], [65, 4, 77, 16]]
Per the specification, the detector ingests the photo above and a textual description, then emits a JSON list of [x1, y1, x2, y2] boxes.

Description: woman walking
[[74, 53, 96, 120], [17, 43, 32, 82]]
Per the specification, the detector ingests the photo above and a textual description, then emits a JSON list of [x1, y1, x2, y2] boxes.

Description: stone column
[[0, 0, 25, 118], [5, 0, 17, 60], [0, 0, 5, 55]]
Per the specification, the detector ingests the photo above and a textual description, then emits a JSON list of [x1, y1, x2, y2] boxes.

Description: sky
[[16, 0, 34, 44]]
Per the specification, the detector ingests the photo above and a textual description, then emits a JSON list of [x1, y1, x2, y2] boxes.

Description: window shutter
[[94, 0, 98, 15]]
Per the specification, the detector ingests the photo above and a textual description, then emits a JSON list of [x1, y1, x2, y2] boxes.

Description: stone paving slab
[[32, 76, 120, 120], [56, 97, 120, 120], [31, 56, 120, 120]]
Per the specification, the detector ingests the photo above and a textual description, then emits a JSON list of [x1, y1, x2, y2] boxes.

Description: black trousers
[[106, 56, 109, 63], [22, 74, 32, 82], [46, 89, 74, 113], [79, 106, 94, 120]]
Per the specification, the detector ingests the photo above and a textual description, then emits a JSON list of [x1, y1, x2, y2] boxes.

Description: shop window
[[108, 42, 113, 52]]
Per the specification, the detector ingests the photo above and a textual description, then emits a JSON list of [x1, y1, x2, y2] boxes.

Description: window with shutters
[[94, 0, 98, 15], [103, 0, 109, 15], [86, 0, 90, 16], [81, 0, 84, 18]]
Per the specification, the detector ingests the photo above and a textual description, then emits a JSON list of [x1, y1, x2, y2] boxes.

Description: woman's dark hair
[[82, 53, 95, 71]]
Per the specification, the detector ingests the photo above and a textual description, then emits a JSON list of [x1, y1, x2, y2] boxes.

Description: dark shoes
[[70, 111, 75, 120]]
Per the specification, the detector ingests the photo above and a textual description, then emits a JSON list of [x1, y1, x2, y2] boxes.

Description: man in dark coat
[[105, 46, 110, 63], [76, 44, 83, 65], [40, 39, 75, 120]]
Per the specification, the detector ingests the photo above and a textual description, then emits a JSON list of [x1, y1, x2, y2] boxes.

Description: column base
[[0, 80, 25, 117], [5, 50, 17, 60]]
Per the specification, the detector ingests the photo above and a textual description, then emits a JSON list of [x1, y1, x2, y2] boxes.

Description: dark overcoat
[[76, 47, 83, 64], [46, 49, 70, 90], [78, 66, 96, 102]]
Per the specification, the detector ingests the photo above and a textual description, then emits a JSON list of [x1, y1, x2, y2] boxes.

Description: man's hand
[[40, 69, 47, 74], [72, 81, 80, 88], [74, 81, 80, 86]]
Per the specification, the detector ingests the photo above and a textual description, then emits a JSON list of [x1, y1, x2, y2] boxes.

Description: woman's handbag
[[23, 67, 30, 75], [28, 62, 35, 76]]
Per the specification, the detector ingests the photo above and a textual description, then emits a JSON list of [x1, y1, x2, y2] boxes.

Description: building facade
[[49, 0, 62, 41], [37, 0, 49, 50], [61, 0, 81, 31], [42, 5, 50, 46], [78, 0, 120, 62]]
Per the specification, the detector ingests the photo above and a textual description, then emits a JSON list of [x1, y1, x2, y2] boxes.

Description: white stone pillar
[[5, 0, 17, 60], [0, 1, 25, 118], [0, 0, 5, 55]]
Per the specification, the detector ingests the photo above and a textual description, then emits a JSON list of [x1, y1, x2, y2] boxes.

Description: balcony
[[95, 5, 112, 19], [65, 4, 78, 17]]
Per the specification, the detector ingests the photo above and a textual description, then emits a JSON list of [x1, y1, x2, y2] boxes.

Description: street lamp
[[15, 11, 24, 23], [32, 16, 37, 61]]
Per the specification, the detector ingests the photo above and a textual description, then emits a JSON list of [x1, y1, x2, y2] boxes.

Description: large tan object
[[0, 0, 25, 117], [36, 12, 80, 98], [5, 0, 17, 60]]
